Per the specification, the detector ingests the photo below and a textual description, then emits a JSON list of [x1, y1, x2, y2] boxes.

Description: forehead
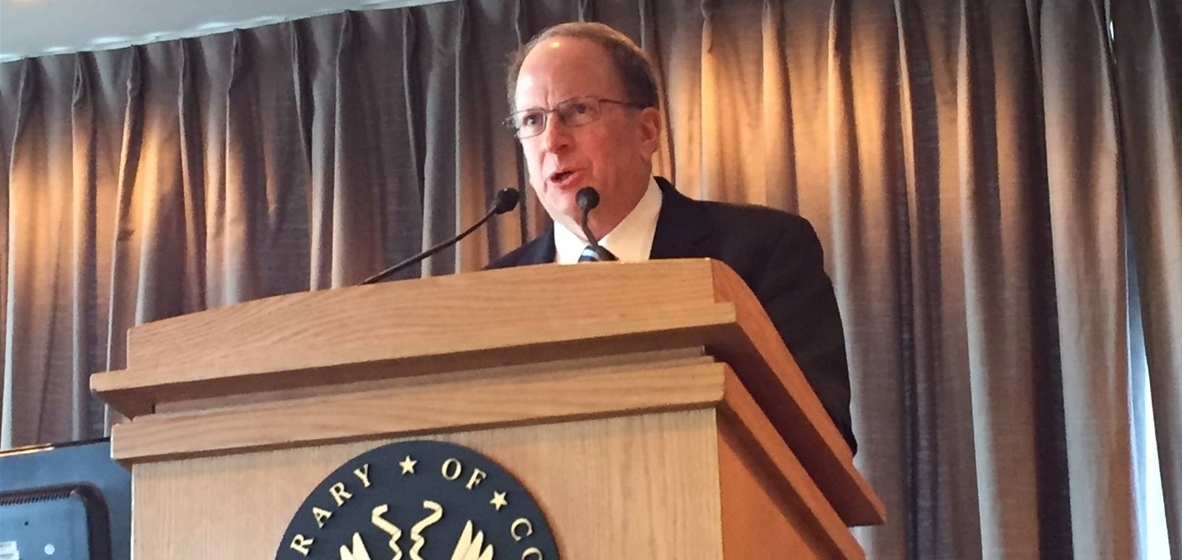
[[515, 36, 624, 106]]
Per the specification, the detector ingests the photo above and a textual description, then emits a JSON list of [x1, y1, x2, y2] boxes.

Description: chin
[[537, 194, 578, 223]]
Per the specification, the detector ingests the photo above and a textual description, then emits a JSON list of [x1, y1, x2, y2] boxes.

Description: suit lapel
[[650, 176, 711, 259], [518, 225, 557, 265]]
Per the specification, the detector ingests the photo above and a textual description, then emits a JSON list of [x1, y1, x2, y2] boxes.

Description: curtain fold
[[1112, 0, 1182, 555], [1, 0, 1177, 557], [1040, 1, 1136, 557]]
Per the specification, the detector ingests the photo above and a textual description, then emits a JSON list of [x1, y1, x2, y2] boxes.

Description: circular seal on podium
[[275, 440, 560, 560]]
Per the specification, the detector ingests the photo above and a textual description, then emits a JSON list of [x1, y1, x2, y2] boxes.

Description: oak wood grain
[[93, 259, 885, 543], [92, 301, 741, 417], [711, 262, 887, 527], [112, 360, 727, 464], [152, 347, 709, 415], [131, 410, 727, 560], [719, 373, 865, 558], [123, 261, 718, 369]]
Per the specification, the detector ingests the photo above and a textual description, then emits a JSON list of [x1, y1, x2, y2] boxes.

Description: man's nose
[[539, 113, 572, 152]]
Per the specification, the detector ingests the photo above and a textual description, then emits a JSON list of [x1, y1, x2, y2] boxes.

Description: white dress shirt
[[554, 177, 663, 264]]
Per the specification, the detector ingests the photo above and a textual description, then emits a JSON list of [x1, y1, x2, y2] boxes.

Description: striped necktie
[[578, 245, 617, 262]]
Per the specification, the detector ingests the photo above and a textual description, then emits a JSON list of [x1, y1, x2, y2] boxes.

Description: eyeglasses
[[504, 96, 643, 139]]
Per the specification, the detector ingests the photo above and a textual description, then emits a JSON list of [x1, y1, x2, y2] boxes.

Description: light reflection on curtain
[[1112, 1, 1182, 556], [0, 0, 1177, 557]]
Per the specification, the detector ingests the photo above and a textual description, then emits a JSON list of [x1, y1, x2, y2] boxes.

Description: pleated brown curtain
[[1112, 1, 1182, 555], [1, 0, 1177, 557]]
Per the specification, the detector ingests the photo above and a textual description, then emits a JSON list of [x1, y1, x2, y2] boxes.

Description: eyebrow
[[517, 96, 596, 110]]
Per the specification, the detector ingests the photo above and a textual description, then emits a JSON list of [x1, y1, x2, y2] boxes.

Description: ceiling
[[0, 0, 443, 63]]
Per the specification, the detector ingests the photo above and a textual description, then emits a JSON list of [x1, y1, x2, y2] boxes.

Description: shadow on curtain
[[0, 0, 1177, 557]]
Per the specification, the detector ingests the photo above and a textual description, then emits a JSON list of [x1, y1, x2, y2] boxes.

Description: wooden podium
[[91, 259, 884, 559]]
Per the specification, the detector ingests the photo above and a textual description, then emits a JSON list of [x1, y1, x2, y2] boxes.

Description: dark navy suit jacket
[[488, 177, 856, 453]]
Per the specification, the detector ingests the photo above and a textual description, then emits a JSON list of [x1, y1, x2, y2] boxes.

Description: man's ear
[[638, 106, 663, 155]]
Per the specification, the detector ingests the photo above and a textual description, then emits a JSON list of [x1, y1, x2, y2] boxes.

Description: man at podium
[[488, 22, 857, 454]]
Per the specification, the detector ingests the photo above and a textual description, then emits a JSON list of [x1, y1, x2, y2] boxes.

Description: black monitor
[[0, 438, 130, 560]]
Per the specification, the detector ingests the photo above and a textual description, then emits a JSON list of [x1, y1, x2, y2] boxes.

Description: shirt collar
[[554, 177, 663, 264]]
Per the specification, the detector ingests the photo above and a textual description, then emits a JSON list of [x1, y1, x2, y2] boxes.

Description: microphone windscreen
[[576, 187, 600, 211], [494, 188, 521, 214]]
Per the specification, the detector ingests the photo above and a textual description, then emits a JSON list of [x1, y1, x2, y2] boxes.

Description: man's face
[[513, 36, 661, 237]]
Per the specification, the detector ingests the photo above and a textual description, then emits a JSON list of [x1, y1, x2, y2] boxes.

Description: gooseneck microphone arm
[[575, 186, 613, 261], [356, 188, 520, 286]]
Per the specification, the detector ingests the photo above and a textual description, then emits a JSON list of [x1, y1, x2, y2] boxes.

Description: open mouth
[[550, 170, 575, 183]]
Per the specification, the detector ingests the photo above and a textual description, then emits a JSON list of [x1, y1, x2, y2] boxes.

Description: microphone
[[576, 186, 614, 261], [357, 188, 521, 286]]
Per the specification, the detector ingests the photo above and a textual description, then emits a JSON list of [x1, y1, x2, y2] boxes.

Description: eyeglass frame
[[503, 96, 647, 139]]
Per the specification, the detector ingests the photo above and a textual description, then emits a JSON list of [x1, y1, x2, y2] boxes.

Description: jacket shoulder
[[695, 198, 818, 241], [486, 234, 549, 269]]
